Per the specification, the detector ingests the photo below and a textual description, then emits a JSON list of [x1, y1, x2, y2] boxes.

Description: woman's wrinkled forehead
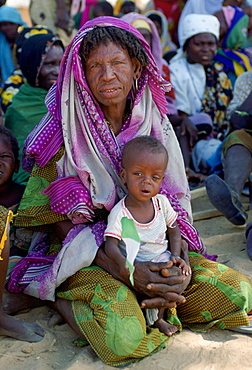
[[78, 24, 149, 69]]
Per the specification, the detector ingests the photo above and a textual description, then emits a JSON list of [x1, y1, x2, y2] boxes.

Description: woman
[[5, 17, 252, 367], [214, 5, 252, 86], [0, 5, 26, 85], [4, 33, 64, 185], [1, 25, 53, 113], [144, 9, 177, 55], [177, 0, 223, 46], [169, 13, 233, 174]]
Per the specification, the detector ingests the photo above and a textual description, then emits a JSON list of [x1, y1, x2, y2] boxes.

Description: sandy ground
[[1, 193, 252, 370]]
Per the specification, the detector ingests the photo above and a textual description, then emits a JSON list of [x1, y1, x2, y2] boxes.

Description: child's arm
[[104, 236, 130, 278], [167, 222, 191, 275]]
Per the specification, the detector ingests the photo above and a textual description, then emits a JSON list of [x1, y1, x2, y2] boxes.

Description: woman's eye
[[153, 176, 160, 180], [90, 63, 99, 69]]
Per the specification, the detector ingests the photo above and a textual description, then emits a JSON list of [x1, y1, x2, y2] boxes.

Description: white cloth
[[104, 194, 177, 263], [178, 1, 222, 45], [191, 138, 222, 173], [169, 57, 206, 115], [179, 13, 220, 49]]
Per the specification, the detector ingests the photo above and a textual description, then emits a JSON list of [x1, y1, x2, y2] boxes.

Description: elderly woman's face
[[85, 41, 140, 108], [186, 33, 217, 66]]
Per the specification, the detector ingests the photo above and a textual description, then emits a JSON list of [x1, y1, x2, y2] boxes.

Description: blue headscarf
[[0, 5, 27, 81]]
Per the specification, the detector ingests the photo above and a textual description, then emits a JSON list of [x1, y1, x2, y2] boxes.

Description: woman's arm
[[94, 246, 190, 309]]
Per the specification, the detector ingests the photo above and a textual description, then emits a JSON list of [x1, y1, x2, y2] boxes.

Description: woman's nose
[[102, 64, 114, 80], [53, 64, 60, 76]]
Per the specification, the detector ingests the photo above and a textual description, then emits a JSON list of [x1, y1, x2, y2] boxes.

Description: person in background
[[4, 33, 64, 185], [145, 9, 177, 55], [1, 26, 53, 113], [152, 0, 186, 46], [0, 5, 26, 87], [29, 0, 85, 47], [92, 1, 114, 18], [169, 14, 233, 176], [214, 5, 252, 87], [177, 0, 246, 47], [206, 68, 252, 226]]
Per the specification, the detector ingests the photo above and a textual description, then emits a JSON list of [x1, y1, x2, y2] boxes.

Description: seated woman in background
[[0, 5, 26, 87], [4, 16, 252, 367], [4, 33, 64, 185], [1, 26, 53, 113], [169, 13, 233, 175], [144, 9, 177, 55], [214, 5, 252, 87]]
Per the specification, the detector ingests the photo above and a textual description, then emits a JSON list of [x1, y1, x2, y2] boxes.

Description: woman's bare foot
[[154, 318, 178, 337], [0, 312, 44, 342]]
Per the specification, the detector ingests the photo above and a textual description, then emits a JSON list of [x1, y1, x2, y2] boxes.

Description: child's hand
[[170, 256, 191, 276]]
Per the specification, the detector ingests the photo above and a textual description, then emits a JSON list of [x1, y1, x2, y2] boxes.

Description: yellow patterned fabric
[[0, 206, 13, 260], [14, 147, 68, 230], [56, 252, 252, 366], [223, 129, 252, 155]]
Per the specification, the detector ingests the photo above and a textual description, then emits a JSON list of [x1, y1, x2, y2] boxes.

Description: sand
[[1, 194, 252, 370]]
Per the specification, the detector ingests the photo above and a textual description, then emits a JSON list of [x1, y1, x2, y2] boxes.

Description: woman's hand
[[94, 247, 191, 308]]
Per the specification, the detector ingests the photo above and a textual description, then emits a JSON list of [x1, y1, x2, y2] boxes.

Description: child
[[0, 126, 44, 342], [104, 136, 191, 337]]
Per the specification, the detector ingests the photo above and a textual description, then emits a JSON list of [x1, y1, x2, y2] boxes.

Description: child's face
[[120, 150, 167, 202], [0, 135, 18, 187]]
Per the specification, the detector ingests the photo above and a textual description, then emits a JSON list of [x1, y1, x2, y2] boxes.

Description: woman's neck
[[102, 101, 129, 135]]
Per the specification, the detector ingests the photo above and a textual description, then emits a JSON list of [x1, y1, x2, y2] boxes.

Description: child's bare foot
[[0, 312, 44, 342], [154, 318, 178, 336]]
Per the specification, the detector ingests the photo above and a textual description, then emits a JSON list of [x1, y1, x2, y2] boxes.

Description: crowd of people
[[0, 0, 252, 367]]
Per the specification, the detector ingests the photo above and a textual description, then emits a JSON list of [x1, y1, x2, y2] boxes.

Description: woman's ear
[[132, 58, 142, 80], [120, 167, 127, 184]]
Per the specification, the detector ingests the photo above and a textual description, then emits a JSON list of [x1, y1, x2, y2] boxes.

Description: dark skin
[[55, 0, 72, 36], [0, 136, 25, 208], [214, 10, 228, 47]]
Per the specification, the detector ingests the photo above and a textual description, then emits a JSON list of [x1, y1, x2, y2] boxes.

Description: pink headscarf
[[121, 12, 163, 72]]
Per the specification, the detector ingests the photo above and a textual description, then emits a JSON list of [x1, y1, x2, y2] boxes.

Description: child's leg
[[154, 308, 178, 337], [0, 236, 44, 342]]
